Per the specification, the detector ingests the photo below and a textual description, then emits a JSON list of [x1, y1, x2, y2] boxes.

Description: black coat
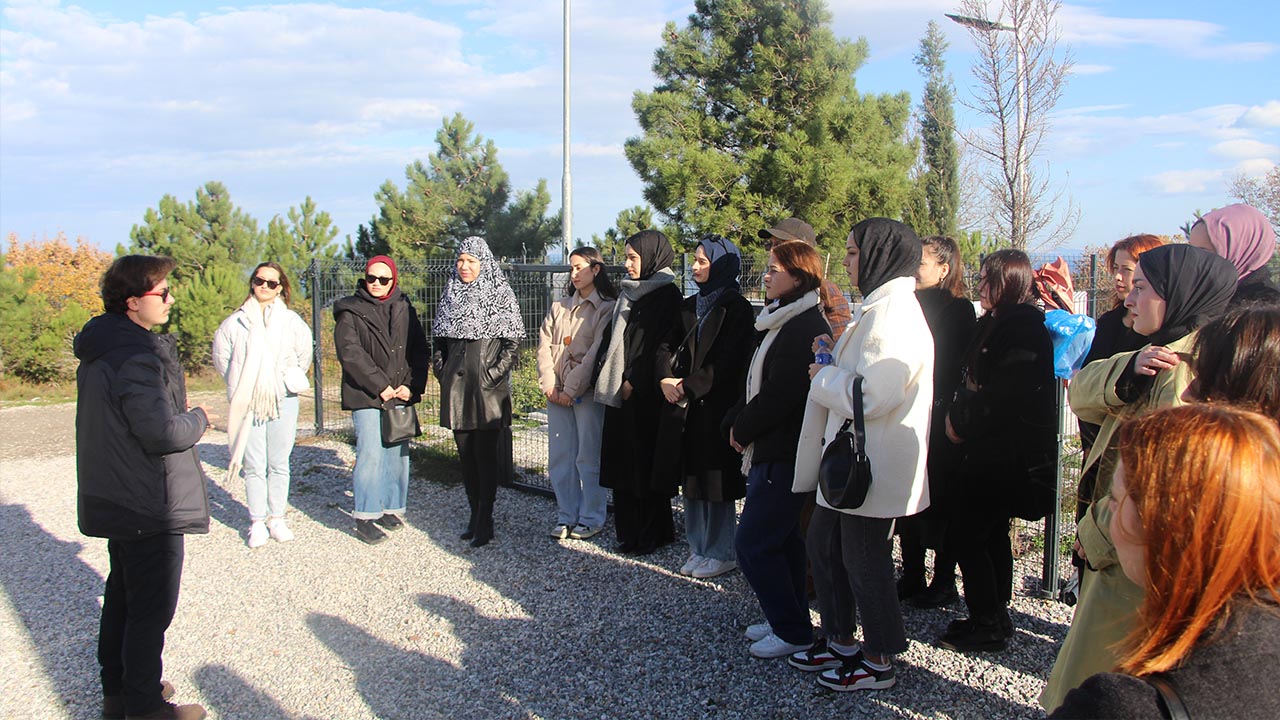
[[432, 337, 520, 430], [74, 313, 210, 538], [333, 285, 430, 411], [1232, 266, 1280, 306], [1051, 602, 1280, 720], [725, 302, 831, 466], [947, 303, 1057, 520], [653, 290, 755, 502], [599, 283, 683, 496]]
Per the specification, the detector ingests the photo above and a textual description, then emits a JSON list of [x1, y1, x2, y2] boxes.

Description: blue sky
[[2, 0, 1277, 257]]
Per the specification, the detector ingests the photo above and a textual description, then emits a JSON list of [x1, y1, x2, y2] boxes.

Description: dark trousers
[[455, 429, 501, 538], [99, 533, 184, 716], [808, 507, 908, 656], [735, 462, 812, 646], [900, 526, 956, 588], [612, 488, 674, 552], [950, 510, 1013, 619]]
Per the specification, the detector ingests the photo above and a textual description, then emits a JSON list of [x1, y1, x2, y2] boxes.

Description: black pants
[[736, 462, 812, 646], [900, 525, 956, 588], [950, 510, 1013, 619], [455, 429, 501, 534], [612, 488, 674, 552], [99, 533, 184, 716]]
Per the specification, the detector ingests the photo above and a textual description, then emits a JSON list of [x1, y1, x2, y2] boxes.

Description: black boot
[[470, 502, 494, 547], [939, 613, 1008, 653], [460, 495, 478, 540], [355, 519, 388, 545]]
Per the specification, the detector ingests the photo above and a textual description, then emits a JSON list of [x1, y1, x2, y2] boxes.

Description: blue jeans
[[243, 394, 299, 521], [351, 407, 409, 520], [808, 506, 908, 656], [547, 400, 608, 528], [735, 461, 812, 646], [685, 496, 736, 561]]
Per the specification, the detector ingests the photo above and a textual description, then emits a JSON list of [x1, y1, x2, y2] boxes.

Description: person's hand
[[199, 408, 221, 430], [945, 414, 963, 444], [622, 380, 633, 401], [1134, 345, 1180, 376], [379, 386, 396, 402], [553, 390, 574, 407], [1073, 538, 1087, 564], [660, 377, 685, 404], [811, 333, 834, 354], [729, 428, 745, 453], [545, 388, 558, 402], [394, 385, 411, 401], [808, 362, 825, 380]]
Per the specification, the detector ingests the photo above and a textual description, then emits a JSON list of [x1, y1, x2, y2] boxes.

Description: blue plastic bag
[[1045, 309, 1096, 380]]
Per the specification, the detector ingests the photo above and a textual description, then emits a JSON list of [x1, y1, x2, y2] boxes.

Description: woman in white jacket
[[212, 262, 314, 548], [789, 218, 933, 692]]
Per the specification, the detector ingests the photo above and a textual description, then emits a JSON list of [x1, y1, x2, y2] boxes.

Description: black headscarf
[[849, 218, 922, 295], [695, 235, 741, 318], [627, 230, 675, 281], [1137, 244, 1237, 346]]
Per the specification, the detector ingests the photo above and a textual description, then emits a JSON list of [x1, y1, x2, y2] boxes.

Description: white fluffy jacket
[[793, 276, 934, 518], [212, 301, 314, 399]]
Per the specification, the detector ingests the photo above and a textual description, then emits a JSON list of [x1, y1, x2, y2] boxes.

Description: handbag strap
[[1145, 673, 1190, 720], [852, 376, 866, 453]]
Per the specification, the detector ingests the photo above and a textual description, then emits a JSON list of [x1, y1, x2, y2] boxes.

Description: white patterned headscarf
[[431, 236, 526, 340]]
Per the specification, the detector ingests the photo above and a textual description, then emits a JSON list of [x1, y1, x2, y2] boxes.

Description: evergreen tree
[[911, 20, 959, 237], [590, 206, 659, 261], [625, 0, 916, 254], [264, 196, 341, 275], [486, 180, 562, 260]]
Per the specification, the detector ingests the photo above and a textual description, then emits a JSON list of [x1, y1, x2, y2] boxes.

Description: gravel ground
[[1, 399, 1074, 720]]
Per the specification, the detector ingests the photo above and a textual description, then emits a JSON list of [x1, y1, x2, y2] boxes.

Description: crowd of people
[[73, 205, 1278, 718]]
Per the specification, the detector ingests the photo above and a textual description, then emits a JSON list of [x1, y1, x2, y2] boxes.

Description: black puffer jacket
[[432, 337, 520, 430], [333, 285, 430, 411], [74, 313, 210, 538]]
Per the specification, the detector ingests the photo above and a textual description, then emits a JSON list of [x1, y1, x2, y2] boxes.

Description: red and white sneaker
[[787, 638, 861, 672], [817, 657, 896, 691]]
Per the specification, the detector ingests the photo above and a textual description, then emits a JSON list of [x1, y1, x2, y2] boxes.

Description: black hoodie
[[74, 313, 210, 538]]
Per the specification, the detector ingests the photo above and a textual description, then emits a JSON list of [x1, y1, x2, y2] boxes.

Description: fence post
[[309, 258, 324, 434], [1087, 254, 1098, 317], [1036, 379, 1067, 599]]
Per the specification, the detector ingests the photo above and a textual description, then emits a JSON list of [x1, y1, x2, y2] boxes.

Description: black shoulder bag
[[818, 377, 872, 509], [381, 400, 421, 446]]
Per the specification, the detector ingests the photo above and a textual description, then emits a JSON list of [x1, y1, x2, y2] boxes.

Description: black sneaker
[[816, 657, 896, 691], [908, 583, 960, 608], [939, 617, 1007, 653], [355, 519, 388, 545], [374, 514, 405, 531], [788, 639, 861, 672]]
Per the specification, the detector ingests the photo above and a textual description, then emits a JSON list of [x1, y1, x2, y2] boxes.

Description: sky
[[2, 0, 1277, 258]]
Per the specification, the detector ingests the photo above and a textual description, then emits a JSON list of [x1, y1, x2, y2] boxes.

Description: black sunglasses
[[366, 274, 394, 286], [251, 276, 281, 289]]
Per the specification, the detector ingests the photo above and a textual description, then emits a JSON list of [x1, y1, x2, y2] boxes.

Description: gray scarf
[[593, 268, 677, 408]]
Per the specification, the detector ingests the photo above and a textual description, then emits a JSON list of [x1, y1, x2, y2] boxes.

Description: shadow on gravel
[[194, 664, 324, 720], [0, 503, 104, 718], [306, 611, 529, 719], [891, 658, 1048, 719]]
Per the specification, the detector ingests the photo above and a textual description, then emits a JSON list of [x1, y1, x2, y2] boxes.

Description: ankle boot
[[470, 503, 494, 547], [104, 681, 174, 719]]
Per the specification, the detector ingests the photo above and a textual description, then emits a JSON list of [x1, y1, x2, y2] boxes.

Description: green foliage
[[169, 265, 245, 369], [509, 348, 546, 416], [909, 20, 959, 237], [0, 259, 91, 383], [956, 229, 1006, 272], [264, 196, 342, 280], [625, 0, 917, 255], [364, 114, 561, 263], [590, 205, 658, 260]]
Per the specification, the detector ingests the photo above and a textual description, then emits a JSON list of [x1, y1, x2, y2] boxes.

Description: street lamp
[[947, 11, 1028, 247], [562, 0, 573, 260]]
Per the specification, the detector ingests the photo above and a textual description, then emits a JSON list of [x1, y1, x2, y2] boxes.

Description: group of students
[[74, 202, 1278, 718]]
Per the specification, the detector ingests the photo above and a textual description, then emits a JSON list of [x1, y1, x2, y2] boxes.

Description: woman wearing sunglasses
[[213, 262, 314, 548], [334, 255, 430, 545]]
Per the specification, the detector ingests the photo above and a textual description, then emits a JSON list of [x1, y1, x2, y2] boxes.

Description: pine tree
[[625, 0, 916, 254], [912, 20, 959, 237]]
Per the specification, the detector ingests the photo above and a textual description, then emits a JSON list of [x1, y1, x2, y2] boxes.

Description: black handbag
[[380, 400, 420, 446], [818, 377, 873, 509]]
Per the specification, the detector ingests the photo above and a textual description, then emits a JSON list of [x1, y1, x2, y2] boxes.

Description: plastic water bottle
[[815, 338, 833, 366]]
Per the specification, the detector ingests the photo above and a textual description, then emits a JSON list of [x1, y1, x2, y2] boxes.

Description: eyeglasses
[[251, 277, 281, 289], [366, 274, 394, 286], [141, 287, 172, 301]]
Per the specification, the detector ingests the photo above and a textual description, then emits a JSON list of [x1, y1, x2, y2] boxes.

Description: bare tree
[[951, 0, 1078, 250], [1227, 166, 1280, 230]]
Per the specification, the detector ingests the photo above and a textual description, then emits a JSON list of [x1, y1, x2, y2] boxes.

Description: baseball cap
[[758, 217, 816, 246]]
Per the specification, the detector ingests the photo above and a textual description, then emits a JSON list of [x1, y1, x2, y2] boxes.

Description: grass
[[0, 377, 76, 406]]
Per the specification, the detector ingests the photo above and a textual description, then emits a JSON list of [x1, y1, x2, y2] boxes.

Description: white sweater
[[793, 276, 934, 518]]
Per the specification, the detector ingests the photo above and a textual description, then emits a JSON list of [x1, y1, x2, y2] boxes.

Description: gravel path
[[1, 400, 1073, 720]]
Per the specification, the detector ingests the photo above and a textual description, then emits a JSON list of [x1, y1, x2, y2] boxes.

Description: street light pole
[[561, 0, 573, 260], [947, 11, 1028, 248]]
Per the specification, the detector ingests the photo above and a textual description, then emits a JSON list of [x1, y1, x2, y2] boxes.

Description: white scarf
[[226, 296, 287, 480], [740, 290, 821, 474]]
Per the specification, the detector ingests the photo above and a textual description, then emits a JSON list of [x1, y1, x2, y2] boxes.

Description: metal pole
[[1037, 378, 1066, 598], [309, 258, 324, 434], [561, 0, 572, 259]]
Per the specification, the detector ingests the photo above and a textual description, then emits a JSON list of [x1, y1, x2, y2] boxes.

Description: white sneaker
[[745, 622, 772, 642], [551, 523, 571, 540], [750, 633, 811, 659], [248, 521, 269, 548], [679, 553, 706, 576], [692, 557, 738, 579], [267, 517, 294, 542], [569, 524, 601, 540]]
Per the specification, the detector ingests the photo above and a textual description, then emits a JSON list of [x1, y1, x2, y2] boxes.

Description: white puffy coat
[[212, 301, 314, 399]]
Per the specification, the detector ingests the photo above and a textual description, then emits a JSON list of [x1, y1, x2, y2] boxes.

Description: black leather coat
[[432, 336, 520, 430]]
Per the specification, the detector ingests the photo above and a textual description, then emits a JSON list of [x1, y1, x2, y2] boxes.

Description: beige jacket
[[536, 291, 616, 400]]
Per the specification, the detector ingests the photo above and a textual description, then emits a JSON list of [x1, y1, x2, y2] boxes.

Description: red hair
[[1115, 405, 1280, 676], [769, 240, 828, 306], [1107, 234, 1166, 308]]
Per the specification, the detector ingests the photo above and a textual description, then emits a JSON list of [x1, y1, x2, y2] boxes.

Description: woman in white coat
[[789, 218, 933, 692], [212, 262, 314, 548]]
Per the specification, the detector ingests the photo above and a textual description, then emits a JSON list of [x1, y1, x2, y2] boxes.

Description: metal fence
[[300, 251, 1114, 597]]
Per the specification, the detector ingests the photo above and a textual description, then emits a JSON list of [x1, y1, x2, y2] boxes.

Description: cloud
[[1142, 168, 1224, 195], [1235, 158, 1277, 177], [1069, 64, 1112, 75], [1211, 139, 1280, 161], [1052, 104, 1261, 157], [1238, 101, 1280, 129], [1059, 6, 1277, 61]]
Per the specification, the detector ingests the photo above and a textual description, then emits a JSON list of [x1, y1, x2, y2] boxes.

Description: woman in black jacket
[[897, 235, 976, 608], [334, 255, 430, 545], [940, 249, 1057, 652], [655, 235, 755, 579], [431, 237, 525, 548], [726, 240, 831, 657], [595, 230, 683, 556]]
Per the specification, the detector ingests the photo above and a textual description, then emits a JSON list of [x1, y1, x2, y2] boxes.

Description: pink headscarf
[[364, 255, 398, 301], [1198, 203, 1277, 279]]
